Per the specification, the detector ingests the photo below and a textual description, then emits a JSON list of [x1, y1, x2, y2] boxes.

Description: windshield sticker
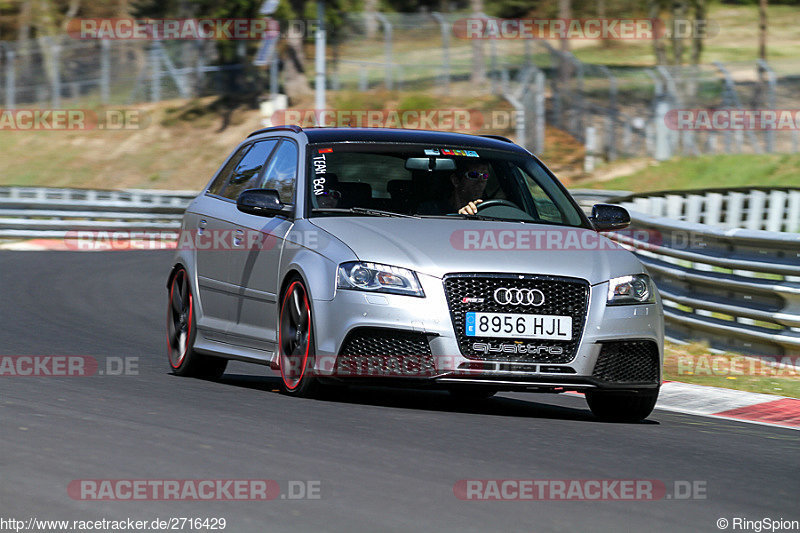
[[312, 153, 327, 195], [424, 149, 440, 156], [437, 148, 480, 157]]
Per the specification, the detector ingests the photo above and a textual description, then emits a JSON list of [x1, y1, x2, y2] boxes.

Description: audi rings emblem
[[493, 287, 546, 306]]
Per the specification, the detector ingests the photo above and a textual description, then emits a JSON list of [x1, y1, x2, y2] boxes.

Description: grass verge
[[578, 153, 800, 193], [663, 341, 800, 399]]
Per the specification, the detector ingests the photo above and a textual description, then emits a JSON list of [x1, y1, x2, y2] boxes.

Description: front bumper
[[310, 272, 664, 391]]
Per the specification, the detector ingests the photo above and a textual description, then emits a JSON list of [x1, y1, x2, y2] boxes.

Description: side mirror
[[236, 189, 293, 217], [590, 203, 630, 231]]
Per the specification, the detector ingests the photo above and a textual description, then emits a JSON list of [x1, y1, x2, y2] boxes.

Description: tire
[[278, 277, 320, 397], [448, 386, 498, 401], [585, 389, 658, 422], [167, 268, 227, 380]]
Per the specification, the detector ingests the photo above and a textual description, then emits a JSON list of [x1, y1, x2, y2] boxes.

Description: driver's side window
[[208, 140, 279, 201]]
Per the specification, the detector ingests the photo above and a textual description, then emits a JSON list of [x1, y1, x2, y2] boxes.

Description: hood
[[309, 217, 645, 285]]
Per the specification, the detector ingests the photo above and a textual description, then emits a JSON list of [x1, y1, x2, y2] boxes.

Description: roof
[[249, 126, 528, 154]]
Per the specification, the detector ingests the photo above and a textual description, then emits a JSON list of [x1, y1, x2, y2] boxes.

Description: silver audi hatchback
[[166, 126, 664, 421]]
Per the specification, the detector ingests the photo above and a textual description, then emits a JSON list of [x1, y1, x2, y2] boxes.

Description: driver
[[453, 162, 490, 215], [416, 161, 490, 215]]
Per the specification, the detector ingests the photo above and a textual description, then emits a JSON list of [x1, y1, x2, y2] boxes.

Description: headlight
[[337, 262, 425, 297], [607, 274, 655, 305]]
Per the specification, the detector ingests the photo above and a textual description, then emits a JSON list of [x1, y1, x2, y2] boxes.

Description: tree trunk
[[365, 0, 378, 40], [690, 0, 706, 66], [671, 0, 688, 65], [649, 0, 667, 65], [282, 32, 313, 101], [597, 0, 609, 48]]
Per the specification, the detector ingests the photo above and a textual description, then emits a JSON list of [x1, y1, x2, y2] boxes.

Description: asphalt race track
[[1, 251, 797, 532]]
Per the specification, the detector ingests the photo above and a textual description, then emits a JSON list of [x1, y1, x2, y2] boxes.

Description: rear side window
[[260, 140, 298, 204], [211, 139, 279, 201]]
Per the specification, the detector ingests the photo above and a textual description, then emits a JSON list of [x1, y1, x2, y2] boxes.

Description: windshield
[[306, 143, 586, 227]]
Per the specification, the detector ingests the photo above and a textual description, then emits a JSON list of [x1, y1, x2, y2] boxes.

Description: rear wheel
[[278, 278, 319, 397], [585, 389, 658, 422], [167, 268, 227, 380]]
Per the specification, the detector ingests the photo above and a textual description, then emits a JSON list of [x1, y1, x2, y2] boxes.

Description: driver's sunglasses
[[464, 170, 489, 181]]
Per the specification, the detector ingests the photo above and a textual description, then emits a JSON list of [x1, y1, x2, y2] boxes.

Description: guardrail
[[572, 188, 800, 357], [3, 186, 799, 356], [0, 187, 195, 239]]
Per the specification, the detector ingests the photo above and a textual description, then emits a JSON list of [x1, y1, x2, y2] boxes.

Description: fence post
[[431, 12, 450, 92], [358, 67, 367, 92], [622, 119, 632, 157], [713, 61, 762, 154], [49, 38, 62, 108], [489, 39, 498, 94], [756, 59, 776, 153], [598, 65, 617, 161], [100, 39, 110, 104], [533, 71, 545, 154], [271, 51, 279, 96], [584, 126, 596, 173], [2, 44, 15, 109], [374, 13, 392, 90], [150, 42, 162, 102], [654, 100, 671, 161]]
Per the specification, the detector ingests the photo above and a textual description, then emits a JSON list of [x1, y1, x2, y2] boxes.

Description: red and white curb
[[0, 239, 72, 251], [653, 381, 800, 430], [570, 382, 800, 430]]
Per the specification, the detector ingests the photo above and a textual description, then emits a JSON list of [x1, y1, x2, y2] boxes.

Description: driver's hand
[[458, 199, 483, 215]]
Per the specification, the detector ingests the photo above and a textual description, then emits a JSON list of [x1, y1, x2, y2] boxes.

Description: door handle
[[233, 229, 245, 247], [198, 219, 208, 235]]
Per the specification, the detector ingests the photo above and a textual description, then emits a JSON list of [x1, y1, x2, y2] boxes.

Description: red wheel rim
[[278, 281, 311, 390]]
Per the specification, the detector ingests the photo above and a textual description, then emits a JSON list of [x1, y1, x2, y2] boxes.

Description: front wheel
[[167, 268, 227, 380], [585, 389, 658, 422], [278, 278, 319, 397]]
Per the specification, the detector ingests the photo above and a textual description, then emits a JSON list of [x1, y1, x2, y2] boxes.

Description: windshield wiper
[[311, 207, 419, 219], [415, 213, 497, 221]]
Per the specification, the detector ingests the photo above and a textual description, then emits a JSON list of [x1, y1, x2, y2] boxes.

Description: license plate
[[465, 312, 572, 340]]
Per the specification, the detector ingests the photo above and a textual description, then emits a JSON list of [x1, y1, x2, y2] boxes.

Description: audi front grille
[[443, 273, 590, 364]]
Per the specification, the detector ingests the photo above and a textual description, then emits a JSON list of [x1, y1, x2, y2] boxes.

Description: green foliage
[[590, 154, 800, 193], [396, 93, 437, 111]]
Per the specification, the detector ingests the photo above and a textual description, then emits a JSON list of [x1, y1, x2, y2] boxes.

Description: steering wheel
[[476, 199, 519, 211]]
